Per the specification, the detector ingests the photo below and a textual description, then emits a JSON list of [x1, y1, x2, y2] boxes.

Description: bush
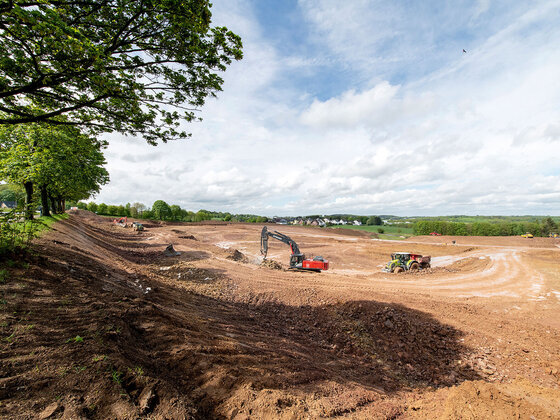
[[0, 206, 41, 256], [377, 227, 384, 234]]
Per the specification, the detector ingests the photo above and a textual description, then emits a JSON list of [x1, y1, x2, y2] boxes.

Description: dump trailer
[[383, 252, 431, 273], [260, 226, 329, 272]]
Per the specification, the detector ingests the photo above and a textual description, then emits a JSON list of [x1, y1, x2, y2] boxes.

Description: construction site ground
[[1, 211, 559, 419]]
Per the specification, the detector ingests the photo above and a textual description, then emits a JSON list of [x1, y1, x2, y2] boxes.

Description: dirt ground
[[1, 211, 559, 419]]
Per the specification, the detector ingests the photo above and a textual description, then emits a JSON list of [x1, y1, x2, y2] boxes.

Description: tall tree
[[0, 123, 109, 218], [0, 0, 242, 144]]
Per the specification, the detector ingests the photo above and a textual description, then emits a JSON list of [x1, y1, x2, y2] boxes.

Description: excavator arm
[[261, 226, 300, 258], [260, 226, 328, 271]]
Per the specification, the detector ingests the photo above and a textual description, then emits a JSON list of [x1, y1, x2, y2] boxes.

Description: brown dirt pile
[[260, 258, 283, 270], [226, 249, 248, 263]]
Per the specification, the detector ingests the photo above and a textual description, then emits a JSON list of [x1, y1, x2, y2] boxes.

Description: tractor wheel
[[410, 262, 419, 271], [394, 266, 404, 274]]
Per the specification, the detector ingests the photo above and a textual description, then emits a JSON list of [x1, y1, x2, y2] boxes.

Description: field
[[329, 224, 415, 240], [1, 211, 559, 419]]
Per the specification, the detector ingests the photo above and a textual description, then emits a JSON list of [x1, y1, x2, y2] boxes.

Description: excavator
[[260, 226, 329, 272]]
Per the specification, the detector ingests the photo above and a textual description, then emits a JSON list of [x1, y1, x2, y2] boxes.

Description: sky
[[95, 0, 560, 217]]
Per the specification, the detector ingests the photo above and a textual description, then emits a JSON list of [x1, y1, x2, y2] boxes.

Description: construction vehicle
[[550, 233, 559, 238], [132, 222, 144, 231], [383, 252, 431, 273], [521, 233, 534, 238], [260, 226, 329, 272], [430, 232, 442, 236], [113, 216, 128, 227]]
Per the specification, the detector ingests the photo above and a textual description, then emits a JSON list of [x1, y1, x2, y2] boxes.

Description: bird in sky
[[463, 49, 467, 53]]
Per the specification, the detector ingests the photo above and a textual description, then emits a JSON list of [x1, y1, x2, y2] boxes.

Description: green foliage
[[366, 216, 382, 225], [413, 218, 554, 237], [87, 202, 98, 213], [152, 200, 172, 220], [0, 185, 22, 203], [0, 206, 41, 255], [97, 203, 108, 215], [111, 369, 123, 384], [0, 123, 109, 218], [377, 228, 384, 234], [0, 1, 243, 144]]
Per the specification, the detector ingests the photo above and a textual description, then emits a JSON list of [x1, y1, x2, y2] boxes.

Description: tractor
[[132, 222, 144, 231], [383, 252, 431, 273]]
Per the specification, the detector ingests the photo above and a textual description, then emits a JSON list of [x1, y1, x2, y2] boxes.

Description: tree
[[97, 203, 108, 215], [87, 202, 98, 213], [0, 1, 243, 144], [0, 123, 109, 218], [170, 204, 182, 221], [542, 217, 557, 235], [367, 216, 382, 226], [129, 202, 146, 218], [0, 184, 21, 203], [152, 200, 171, 220]]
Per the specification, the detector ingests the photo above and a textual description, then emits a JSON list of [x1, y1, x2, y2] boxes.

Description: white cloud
[[94, 0, 560, 216]]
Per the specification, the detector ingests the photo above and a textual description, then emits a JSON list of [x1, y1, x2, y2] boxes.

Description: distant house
[[0, 201, 16, 209], [276, 219, 288, 225], [353, 220, 362, 226]]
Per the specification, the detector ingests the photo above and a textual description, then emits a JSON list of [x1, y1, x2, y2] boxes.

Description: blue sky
[[96, 0, 560, 216]]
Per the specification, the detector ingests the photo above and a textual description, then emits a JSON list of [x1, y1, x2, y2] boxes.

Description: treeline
[[78, 200, 269, 223], [413, 217, 558, 237]]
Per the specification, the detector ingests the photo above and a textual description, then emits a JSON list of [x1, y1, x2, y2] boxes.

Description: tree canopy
[[0, 123, 109, 218], [0, 0, 243, 144]]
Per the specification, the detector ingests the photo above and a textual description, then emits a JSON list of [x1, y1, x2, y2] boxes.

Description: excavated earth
[[1, 211, 559, 419]]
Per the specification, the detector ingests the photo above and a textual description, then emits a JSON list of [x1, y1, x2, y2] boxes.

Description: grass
[[329, 224, 414, 240], [36, 213, 69, 234]]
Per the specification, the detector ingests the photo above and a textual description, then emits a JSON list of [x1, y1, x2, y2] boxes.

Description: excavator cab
[[261, 226, 329, 272]]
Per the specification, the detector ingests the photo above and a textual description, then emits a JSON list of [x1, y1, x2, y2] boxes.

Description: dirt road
[[1, 211, 559, 419]]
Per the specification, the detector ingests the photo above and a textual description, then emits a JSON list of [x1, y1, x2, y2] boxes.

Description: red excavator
[[260, 226, 329, 272]]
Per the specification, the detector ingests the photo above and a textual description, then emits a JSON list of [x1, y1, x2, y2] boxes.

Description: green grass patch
[[1, 211, 69, 256], [327, 225, 414, 241], [36, 213, 69, 233]]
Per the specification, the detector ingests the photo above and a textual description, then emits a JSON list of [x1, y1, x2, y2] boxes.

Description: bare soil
[[1, 211, 559, 419]]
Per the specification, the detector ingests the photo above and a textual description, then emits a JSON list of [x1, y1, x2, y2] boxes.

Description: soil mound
[[227, 249, 248, 263], [179, 235, 197, 240], [440, 380, 560, 419], [261, 259, 283, 270]]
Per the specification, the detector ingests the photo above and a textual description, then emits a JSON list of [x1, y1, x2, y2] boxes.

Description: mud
[[0, 211, 559, 419]]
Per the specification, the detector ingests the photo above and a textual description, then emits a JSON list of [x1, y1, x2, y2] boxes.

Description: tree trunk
[[24, 181, 34, 220], [57, 197, 64, 214], [40, 185, 50, 217], [61, 199, 66, 213], [49, 194, 56, 215]]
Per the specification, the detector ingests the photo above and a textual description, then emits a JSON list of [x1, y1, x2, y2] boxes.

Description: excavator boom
[[260, 226, 328, 272]]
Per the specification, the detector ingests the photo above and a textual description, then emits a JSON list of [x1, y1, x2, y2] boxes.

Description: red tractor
[[430, 232, 442, 236]]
